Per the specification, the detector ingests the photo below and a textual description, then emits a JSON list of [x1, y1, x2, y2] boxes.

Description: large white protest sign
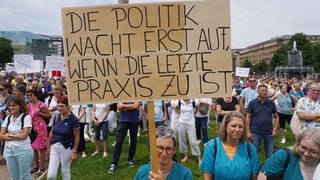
[[62, 0, 232, 105], [236, 67, 250, 77], [45, 56, 66, 77], [14, 54, 34, 74], [33, 60, 44, 72], [5, 63, 15, 73], [45, 56, 65, 71], [14, 55, 44, 73]]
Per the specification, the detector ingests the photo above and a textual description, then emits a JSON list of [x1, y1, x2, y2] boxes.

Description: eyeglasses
[[8, 104, 17, 107], [0, 88, 4, 91], [27, 93, 34, 96], [156, 146, 175, 154], [249, 80, 256, 82], [311, 89, 320, 93], [299, 144, 320, 156]]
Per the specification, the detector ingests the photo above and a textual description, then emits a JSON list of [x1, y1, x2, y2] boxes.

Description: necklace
[[158, 163, 173, 177]]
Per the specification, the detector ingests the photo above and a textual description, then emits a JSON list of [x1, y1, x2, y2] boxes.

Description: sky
[[0, 0, 319, 49]]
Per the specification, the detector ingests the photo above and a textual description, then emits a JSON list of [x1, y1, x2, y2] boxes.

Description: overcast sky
[[0, 0, 319, 48]]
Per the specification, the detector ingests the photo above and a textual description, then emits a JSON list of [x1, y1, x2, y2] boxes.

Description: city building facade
[[235, 35, 320, 68]]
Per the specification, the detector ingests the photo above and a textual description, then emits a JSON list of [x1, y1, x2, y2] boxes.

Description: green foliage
[[253, 59, 268, 74], [243, 59, 252, 68], [0, 37, 14, 69], [271, 33, 320, 70], [270, 45, 289, 70], [312, 43, 320, 72]]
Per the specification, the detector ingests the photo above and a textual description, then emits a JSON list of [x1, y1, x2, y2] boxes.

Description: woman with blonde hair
[[200, 111, 260, 180], [258, 128, 320, 180]]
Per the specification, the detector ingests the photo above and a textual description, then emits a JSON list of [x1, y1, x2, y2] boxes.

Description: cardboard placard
[[62, 0, 232, 104]]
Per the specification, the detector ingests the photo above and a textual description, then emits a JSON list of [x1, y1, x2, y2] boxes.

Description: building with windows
[[235, 35, 320, 67]]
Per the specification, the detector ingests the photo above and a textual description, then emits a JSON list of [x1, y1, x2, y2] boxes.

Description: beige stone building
[[235, 35, 320, 68]]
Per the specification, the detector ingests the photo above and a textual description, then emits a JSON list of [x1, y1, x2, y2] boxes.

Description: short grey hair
[[156, 126, 177, 147]]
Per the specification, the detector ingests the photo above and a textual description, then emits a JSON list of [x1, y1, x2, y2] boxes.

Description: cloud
[[1, 0, 319, 48]]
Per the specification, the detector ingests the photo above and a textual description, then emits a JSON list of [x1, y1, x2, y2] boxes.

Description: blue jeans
[[195, 117, 209, 143], [5, 146, 34, 180], [94, 121, 109, 140], [251, 133, 274, 158]]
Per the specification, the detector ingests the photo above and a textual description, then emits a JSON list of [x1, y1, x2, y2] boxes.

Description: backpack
[[38, 102, 50, 125], [198, 103, 210, 115], [110, 103, 117, 112], [6, 114, 27, 130], [178, 100, 196, 109], [6, 113, 36, 142]]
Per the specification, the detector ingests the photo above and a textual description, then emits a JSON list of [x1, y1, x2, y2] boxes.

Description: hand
[[45, 148, 50, 159], [149, 171, 166, 180], [70, 151, 77, 162], [271, 130, 277, 138], [36, 108, 41, 115], [242, 108, 247, 114], [94, 119, 100, 126]]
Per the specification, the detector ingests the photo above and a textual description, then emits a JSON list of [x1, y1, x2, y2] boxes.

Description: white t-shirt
[[48, 96, 59, 127], [71, 105, 87, 123], [178, 100, 195, 124], [170, 100, 180, 121], [313, 163, 320, 180], [94, 103, 110, 122], [1, 113, 32, 149]]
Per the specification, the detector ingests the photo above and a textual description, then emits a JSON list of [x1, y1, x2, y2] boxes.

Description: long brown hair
[[7, 96, 28, 114]]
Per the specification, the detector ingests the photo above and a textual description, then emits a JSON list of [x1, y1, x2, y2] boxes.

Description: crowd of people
[[0, 71, 319, 180]]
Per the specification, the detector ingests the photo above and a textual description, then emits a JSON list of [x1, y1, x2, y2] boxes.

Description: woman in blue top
[[135, 126, 192, 180], [200, 111, 260, 180], [270, 84, 294, 144], [258, 128, 320, 180], [46, 96, 80, 180]]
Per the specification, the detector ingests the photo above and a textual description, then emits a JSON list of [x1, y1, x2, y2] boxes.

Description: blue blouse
[[199, 137, 260, 180], [51, 113, 80, 149], [260, 149, 304, 180], [135, 162, 192, 180]]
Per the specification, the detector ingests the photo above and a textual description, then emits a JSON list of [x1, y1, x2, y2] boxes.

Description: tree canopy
[[270, 33, 319, 72], [243, 59, 252, 68], [0, 37, 14, 69]]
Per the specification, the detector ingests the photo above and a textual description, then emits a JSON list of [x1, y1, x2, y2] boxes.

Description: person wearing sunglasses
[[296, 83, 320, 130], [239, 78, 258, 114], [135, 126, 192, 180], [258, 128, 320, 180]]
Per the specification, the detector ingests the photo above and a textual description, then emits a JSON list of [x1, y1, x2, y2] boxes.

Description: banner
[[14, 54, 34, 74], [62, 0, 232, 104], [5, 63, 15, 73], [45, 56, 65, 71], [235, 67, 250, 77], [45, 56, 65, 77]]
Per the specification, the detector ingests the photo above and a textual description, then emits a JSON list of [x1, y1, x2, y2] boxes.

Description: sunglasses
[[27, 93, 34, 96], [249, 80, 256, 82], [0, 88, 4, 91]]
